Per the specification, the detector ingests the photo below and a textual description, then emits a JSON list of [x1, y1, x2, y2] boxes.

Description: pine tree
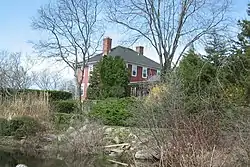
[[204, 32, 228, 67]]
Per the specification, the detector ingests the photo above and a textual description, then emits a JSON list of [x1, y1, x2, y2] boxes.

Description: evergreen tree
[[87, 55, 130, 99], [204, 32, 228, 67]]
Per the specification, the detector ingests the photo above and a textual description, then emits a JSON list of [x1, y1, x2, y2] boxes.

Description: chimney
[[136, 46, 144, 55], [103, 37, 112, 55]]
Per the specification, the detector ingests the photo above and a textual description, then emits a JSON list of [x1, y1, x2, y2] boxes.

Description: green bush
[[52, 100, 78, 113], [0, 118, 10, 136], [9, 116, 42, 139], [89, 97, 136, 126], [52, 113, 85, 130]]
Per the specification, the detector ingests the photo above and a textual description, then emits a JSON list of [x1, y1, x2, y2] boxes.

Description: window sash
[[142, 67, 147, 78], [132, 65, 137, 77]]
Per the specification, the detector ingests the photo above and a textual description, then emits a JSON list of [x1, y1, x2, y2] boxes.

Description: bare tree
[[31, 0, 104, 100], [59, 79, 76, 95], [32, 69, 63, 90], [0, 51, 33, 92], [107, 0, 231, 74]]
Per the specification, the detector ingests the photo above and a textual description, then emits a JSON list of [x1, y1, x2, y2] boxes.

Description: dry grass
[[0, 92, 50, 120]]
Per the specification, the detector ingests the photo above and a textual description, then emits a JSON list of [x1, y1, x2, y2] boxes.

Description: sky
[[0, 0, 249, 78]]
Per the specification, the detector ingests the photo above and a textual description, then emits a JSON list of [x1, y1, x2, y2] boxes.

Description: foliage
[[8, 116, 42, 139], [89, 97, 136, 126], [0, 118, 10, 136], [52, 100, 78, 114], [51, 113, 86, 130], [51, 113, 73, 130], [0, 89, 72, 101], [87, 55, 130, 100], [22, 89, 73, 101]]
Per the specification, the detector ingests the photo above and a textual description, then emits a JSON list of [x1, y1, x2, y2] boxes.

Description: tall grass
[[0, 92, 50, 120]]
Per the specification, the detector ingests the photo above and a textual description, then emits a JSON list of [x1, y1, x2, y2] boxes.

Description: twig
[[107, 159, 129, 166]]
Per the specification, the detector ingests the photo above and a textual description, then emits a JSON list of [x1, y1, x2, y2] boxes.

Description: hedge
[[0, 116, 42, 138], [52, 100, 78, 113], [0, 88, 72, 101], [9, 116, 42, 139], [89, 97, 136, 126], [0, 118, 10, 136]]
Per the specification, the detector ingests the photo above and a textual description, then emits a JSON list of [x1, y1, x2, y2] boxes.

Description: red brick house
[[79, 37, 161, 99]]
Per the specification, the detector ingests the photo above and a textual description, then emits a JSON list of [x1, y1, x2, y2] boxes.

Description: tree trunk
[[74, 70, 82, 101]]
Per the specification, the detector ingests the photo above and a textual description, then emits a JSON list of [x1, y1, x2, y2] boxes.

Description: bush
[[0, 118, 10, 136], [89, 97, 136, 126], [51, 113, 73, 130], [52, 100, 78, 113], [9, 116, 42, 139], [0, 89, 73, 101]]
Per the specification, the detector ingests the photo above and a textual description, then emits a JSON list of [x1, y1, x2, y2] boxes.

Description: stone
[[104, 127, 113, 134], [57, 134, 66, 142], [42, 134, 57, 142], [16, 164, 28, 167], [69, 131, 78, 138], [135, 149, 159, 160], [66, 127, 75, 134], [113, 136, 120, 144], [79, 125, 87, 132]]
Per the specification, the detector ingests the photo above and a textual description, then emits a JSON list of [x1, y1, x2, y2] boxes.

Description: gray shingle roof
[[88, 46, 161, 69]]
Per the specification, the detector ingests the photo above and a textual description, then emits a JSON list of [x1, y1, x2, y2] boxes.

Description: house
[[79, 37, 161, 99]]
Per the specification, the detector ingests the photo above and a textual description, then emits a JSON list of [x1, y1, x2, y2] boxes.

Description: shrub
[[46, 90, 73, 101], [52, 100, 78, 113], [89, 97, 136, 126], [9, 116, 42, 139], [21, 89, 72, 101], [0, 89, 73, 101], [0, 118, 10, 136], [51, 113, 73, 130]]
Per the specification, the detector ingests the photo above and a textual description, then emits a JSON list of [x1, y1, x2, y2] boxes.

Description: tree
[[0, 51, 33, 92], [107, 0, 231, 75], [204, 32, 228, 67], [32, 69, 63, 90], [87, 56, 130, 99], [59, 79, 76, 95], [31, 0, 104, 100]]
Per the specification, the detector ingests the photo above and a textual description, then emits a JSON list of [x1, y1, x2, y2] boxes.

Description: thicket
[[129, 17, 250, 167]]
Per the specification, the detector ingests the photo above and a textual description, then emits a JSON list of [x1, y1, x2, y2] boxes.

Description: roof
[[88, 46, 161, 69]]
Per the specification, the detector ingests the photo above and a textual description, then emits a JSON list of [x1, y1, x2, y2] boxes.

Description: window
[[132, 65, 137, 77], [142, 67, 148, 78], [81, 84, 85, 96], [157, 70, 161, 76], [88, 64, 93, 76]]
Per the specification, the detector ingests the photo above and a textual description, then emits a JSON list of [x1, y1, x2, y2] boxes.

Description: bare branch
[[107, 0, 232, 73]]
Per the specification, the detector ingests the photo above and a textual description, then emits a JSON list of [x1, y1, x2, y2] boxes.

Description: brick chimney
[[136, 46, 144, 55], [103, 37, 112, 55]]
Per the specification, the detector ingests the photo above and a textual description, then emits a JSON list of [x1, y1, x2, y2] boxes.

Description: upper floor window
[[132, 65, 137, 77], [142, 67, 148, 78]]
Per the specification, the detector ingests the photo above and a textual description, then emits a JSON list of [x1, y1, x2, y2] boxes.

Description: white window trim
[[81, 84, 85, 96], [142, 67, 148, 78], [131, 65, 137, 77]]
